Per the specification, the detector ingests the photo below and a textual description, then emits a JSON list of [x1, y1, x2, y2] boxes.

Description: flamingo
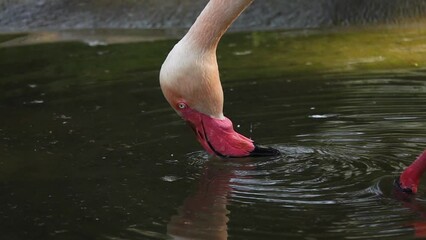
[[158, 0, 426, 195], [159, 0, 279, 157], [397, 150, 426, 194]]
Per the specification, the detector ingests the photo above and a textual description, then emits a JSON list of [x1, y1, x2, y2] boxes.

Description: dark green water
[[1, 26, 426, 239]]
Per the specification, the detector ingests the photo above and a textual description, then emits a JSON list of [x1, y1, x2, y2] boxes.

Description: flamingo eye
[[177, 103, 187, 109]]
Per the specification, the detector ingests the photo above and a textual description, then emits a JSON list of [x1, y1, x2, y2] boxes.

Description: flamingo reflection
[[167, 157, 253, 240]]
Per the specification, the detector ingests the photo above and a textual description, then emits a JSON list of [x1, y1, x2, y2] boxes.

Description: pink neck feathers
[[184, 0, 253, 50]]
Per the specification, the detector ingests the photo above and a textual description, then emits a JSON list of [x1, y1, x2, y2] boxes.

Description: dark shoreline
[[1, 0, 426, 33]]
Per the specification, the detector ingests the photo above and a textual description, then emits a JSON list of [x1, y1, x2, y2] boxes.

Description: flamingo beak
[[394, 177, 416, 194], [180, 107, 279, 158], [250, 144, 281, 157]]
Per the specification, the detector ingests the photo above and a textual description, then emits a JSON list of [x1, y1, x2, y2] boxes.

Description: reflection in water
[[167, 157, 249, 240], [393, 150, 426, 238], [167, 151, 426, 240], [393, 187, 426, 238]]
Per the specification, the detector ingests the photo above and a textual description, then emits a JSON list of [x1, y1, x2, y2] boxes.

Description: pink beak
[[396, 150, 426, 194], [178, 105, 279, 158]]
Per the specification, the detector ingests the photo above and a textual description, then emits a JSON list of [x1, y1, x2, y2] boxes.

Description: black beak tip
[[249, 144, 281, 157], [394, 177, 414, 194]]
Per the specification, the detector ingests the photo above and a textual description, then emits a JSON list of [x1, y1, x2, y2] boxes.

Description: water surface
[[1, 26, 426, 239]]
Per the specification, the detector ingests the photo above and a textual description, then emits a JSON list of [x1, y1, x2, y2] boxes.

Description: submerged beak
[[249, 144, 281, 157], [181, 107, 279, 158]]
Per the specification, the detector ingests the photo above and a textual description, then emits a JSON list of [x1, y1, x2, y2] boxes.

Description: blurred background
[[1, 0, 426, 32]]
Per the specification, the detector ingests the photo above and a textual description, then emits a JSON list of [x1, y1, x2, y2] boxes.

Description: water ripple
[[187, 76, 426, 239]]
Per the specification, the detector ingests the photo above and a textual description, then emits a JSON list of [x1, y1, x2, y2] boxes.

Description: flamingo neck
[[183, 0, 253, 51]]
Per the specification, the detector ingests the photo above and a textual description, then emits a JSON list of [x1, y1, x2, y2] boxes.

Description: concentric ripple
[[164, 75, 426, 240]]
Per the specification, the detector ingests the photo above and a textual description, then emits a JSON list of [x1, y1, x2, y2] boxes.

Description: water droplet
[[309, 114, 338, 119], [57, 114, 71, 120], [161, 175, 180, 182], [85, 40, 107, 47], [97, 51, 109, 55], [233, 50, 252, 56], [29, 100, 44, 104]]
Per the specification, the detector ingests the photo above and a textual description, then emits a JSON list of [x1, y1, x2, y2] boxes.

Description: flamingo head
[[180, 101, 280, 157], [397, 168, 419, 194], [159, 94, 279, 157], [397, 150, 426, 194], [159, 43, 279, 157]]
